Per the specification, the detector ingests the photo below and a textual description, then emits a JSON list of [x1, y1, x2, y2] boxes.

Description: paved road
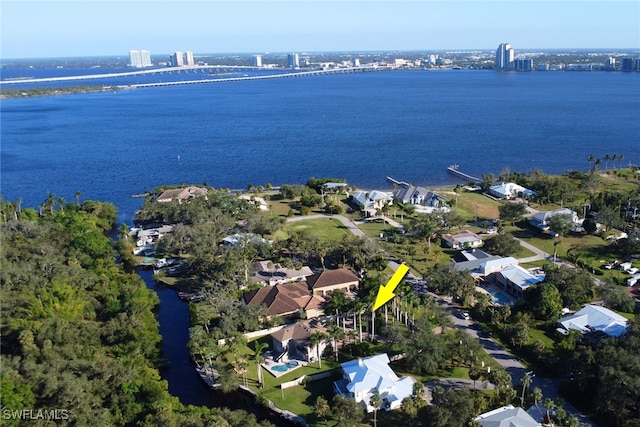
[[288, 213, 594, 425]]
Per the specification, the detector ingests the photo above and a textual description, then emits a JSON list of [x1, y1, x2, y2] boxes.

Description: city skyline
[[1, 1, 639, 59]]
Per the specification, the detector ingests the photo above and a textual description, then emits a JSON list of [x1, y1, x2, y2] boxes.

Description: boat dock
[[447, 165, 481, 183], [386, 176, 411, 188]]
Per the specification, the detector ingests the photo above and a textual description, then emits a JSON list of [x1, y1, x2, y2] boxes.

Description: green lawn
[[281, 218, 353, 242]]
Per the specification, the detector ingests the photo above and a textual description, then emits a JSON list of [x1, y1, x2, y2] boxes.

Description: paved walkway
[[516, 238, 550, 263]]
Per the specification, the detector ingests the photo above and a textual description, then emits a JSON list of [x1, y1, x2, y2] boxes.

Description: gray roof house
[[557, 304, 629, 337], [393, 186, 449, 213], [475, 404, 541, 427], [529, 208, 578, 231]]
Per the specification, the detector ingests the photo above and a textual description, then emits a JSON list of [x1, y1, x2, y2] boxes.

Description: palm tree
[[587, 154, 595, 172], [520, 372, 533, 406], [619, 153, 625, 169], [314, 396, 330, 427], [310, 331, 327, 368], [74, 191, 82, 206], [612, 154, 618, 170], [254, 342, 268, 388], [543, 398, 556, 426], [369, 388, 382, 427], [604, 154, 611, 171], [328, 323, 345, 362], [594, 158, 602, 172]]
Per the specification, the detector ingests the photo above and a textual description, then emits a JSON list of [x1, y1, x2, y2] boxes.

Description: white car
[[462, 312, 470, 320], [627, 267, 639, 275]]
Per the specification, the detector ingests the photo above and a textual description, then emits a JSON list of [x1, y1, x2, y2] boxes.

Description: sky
[[1, 1, 639, 59]]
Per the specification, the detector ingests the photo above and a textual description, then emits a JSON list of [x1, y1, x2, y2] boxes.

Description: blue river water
[[1, 68, 639, 417], [2, 68, 639, 221]]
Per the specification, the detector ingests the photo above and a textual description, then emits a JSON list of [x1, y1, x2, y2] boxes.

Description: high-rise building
[[170, 51, 184, 67], [129, 50, 152, 68], [287, 53, 299, 68], [621, 58, 634, 72], [495, 43, 515, 70], [606, 57, 616, 70], [514, 58, 533, 71], [185, 51, 195, 66], [252, 55, 263, 67]]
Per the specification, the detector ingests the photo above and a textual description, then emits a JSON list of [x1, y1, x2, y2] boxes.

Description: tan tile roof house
[[243, 282, 325, 318], [156, 186, 208, 203], [306, 268, 360, 296]]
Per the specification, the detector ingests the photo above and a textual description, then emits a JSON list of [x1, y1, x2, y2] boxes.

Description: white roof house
[[488, 182, 535, 200], [496, 265, 545, 298], [529, 208, 578, 232], [334, 353, 417, 412], [558, 304, 629, 337], [441, 230, 483, 250], [351, 191, 393, 215], [475, 404, 541, 427]]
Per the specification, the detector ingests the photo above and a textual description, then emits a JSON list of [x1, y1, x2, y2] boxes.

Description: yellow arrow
[[372, 263, 409, 312]]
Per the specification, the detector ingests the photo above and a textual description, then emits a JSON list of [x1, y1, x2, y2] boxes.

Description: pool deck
[[262, 356, 308, 378], [476, 284, 515, 305]]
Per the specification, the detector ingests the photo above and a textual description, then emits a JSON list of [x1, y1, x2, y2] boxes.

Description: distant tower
[[129, 50, 142, 67], [140, 50, 152, 67], [495, 43, 515, 70], [287, 53, 299, 68], [252, 55, 263, 67], [606, 57, 616, 71], [170, 51, 184, 67], [621, 58, 634, 72], [129, 50, 152, 67], [352, 58, 360, 67], [185, 51, 195, 66]]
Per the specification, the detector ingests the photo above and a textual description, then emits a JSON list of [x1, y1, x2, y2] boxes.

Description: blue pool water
[[271, 361, 299, 372], [485, 286, 513, 305]]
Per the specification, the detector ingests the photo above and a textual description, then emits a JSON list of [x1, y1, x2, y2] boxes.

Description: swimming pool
[[484, 286, 513, 305], [270, 361, 299, 372]]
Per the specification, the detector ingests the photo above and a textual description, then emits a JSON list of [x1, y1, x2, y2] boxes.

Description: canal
[[136, 269, 292, 426]]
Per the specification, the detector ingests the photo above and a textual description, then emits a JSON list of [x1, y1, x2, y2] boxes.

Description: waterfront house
[[557, 304, 629, 337], [239, 194, 269, 211], [392, 185, 448, 212], [475, 405, 541, 427], [306, 268, 360, 297], [243, 282, 325, 319], [333, 353, 417, 412], [488, 182, 535, 200], [350, 190, 393, 216], [529, 208, 579, 232], [441, 230, 483, 250], [156, 186, 208, 203], [270, 319, 329, 363], [251, 260, 314, 286]]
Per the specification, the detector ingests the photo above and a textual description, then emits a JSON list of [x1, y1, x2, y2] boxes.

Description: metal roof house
[[334, 353, 417, 412], [557, 304, 629, 337], [475, 404, 541, 427]]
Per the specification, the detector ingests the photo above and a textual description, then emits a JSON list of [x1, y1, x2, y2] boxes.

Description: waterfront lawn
[[453, 190, 501, 222], [280, 217, 353, 242]]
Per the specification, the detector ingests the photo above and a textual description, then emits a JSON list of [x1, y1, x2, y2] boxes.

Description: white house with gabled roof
[[488, 182, 535, 200], [475, 404, 541, 427], [350, 190, 393, 216], [557, 304, 629, 337], [333, 353, 417, 412]]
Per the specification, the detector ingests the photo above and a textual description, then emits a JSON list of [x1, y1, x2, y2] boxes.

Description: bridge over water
[[0, 65, 384, 87]]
